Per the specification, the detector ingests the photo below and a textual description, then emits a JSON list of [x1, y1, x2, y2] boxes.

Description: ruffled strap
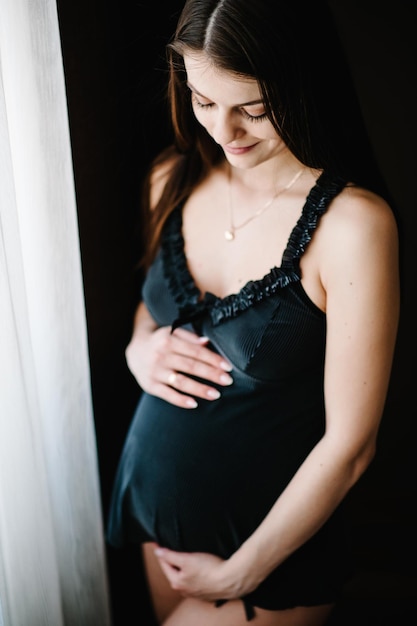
[[161, 202, 201, 313], [282, 171, 347, 273], [162, 172, 347, 329]]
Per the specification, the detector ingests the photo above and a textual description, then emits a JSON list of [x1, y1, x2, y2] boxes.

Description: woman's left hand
[[153, 545, 247, 601]]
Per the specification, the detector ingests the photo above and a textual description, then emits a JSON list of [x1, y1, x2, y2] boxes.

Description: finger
[[157, 558, 180, 587], [150, 382, 199, 409], [165, 370, 225, 402], [167, 371, 178, 387], [171, 328, 210, 345], [155, 333, 232, 387], [154, 546, 184, 568], [170, 334, 232, 373], [165, 353, 234, 388], [155, 551, 188, 591]]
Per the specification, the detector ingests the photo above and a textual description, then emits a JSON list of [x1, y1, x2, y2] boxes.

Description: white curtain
[[0, 0, 111, 624]]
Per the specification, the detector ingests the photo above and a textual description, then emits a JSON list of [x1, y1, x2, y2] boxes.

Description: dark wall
[[56, 1, 416, 624], [328, 0, 417, 494]]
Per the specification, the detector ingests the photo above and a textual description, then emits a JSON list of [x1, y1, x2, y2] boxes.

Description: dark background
[[55, 1, 417, 624]]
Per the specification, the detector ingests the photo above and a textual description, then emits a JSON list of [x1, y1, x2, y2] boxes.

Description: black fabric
[[107, 172, 353, 613]]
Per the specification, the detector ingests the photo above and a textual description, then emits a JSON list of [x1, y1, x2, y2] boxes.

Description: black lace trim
[[162, 171, 346, 328]]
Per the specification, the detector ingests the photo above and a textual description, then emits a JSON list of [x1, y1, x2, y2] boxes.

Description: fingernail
[[198, 336, 209, 343], [220, 361, 232, 372], [154, 548, 164, 557], [207, 389, 221, 400], [186, 398, 198, 408], [220, 373, 233, 385]]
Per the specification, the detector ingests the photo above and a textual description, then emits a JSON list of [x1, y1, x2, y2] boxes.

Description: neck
[[227, 154, 304, 196], [224, 160, 305, 242], [227, 159, 305, 205]]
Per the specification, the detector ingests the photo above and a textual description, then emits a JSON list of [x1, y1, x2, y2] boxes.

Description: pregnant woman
[[107, 1, 400, 624]]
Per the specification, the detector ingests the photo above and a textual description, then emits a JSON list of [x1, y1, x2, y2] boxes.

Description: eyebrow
[[186, 82, 264, 107]]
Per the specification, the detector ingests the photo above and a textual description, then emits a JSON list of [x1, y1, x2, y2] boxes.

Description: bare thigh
[[163, 597, 334, 626], [142, 542, 334, 626], [142, 542, 183, 624]]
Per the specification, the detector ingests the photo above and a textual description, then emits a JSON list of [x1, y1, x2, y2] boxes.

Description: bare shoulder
[[320, 184, 398, 251], [315, 184, 399, 290]]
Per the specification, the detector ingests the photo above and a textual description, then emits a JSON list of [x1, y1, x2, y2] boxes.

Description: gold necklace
[[224, 167, 304, 241]]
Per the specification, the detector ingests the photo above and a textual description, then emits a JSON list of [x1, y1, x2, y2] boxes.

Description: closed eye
[[193, 98, 268, 123], [240, 109, 268, 122], [193, 99, 214, 110]]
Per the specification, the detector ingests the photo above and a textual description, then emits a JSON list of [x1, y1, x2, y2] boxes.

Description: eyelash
[[241, 109, 268, 123], [193, 99, 268, 123]]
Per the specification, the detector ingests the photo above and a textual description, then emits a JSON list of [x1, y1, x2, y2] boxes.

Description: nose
[[211, 110, 244, 146]]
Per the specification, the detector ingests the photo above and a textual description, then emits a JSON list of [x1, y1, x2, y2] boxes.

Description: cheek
[[264, 131, 285, 145]]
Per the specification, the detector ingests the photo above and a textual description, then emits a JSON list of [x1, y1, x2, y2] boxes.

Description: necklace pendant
[[224, 229, 235, 241]]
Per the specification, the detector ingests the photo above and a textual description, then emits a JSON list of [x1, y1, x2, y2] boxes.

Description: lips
[[223, 142, 258, 155]]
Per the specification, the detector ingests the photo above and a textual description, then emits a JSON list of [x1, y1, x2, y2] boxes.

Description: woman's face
[[183, 51, 288, 169]]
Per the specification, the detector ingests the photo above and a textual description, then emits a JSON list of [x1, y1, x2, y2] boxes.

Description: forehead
[[183, 51, 262, 103]]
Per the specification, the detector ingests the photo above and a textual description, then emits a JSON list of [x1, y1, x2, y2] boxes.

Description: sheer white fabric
[[0, 0, 111, 623]]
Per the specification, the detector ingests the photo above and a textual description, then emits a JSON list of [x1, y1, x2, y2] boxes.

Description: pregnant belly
[[119, 387, 322, 555]]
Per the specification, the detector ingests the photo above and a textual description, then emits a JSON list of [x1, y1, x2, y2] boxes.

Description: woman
[[107, 1, 400, 624]]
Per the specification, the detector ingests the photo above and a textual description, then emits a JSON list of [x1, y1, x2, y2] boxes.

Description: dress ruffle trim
[[162, 171, 346, 328], [282, 172, 346, 269]]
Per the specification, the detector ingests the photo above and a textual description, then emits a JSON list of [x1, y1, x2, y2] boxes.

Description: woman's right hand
[[125, 303, 233, 408]]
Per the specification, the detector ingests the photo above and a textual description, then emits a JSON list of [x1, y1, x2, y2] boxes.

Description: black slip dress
[[107, 172, 353, 618]]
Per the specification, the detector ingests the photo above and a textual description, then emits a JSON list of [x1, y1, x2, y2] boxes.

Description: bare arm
[[221, 190, 400, 591], [155, 189, 400, 599]]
